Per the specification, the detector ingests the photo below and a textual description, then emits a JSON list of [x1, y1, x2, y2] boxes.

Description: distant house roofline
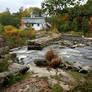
[[22, 17, 46, 24], [22, 17, 45, 19]]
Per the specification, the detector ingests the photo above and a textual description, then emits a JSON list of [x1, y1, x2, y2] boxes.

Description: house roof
[[22, 17, 46, 24]]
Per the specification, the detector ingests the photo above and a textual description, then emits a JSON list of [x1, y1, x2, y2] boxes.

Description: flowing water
[[10, 45, 92, 66]]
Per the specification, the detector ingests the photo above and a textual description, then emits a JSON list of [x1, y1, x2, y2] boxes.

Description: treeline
[[0, 7, 42, 29], [42, 0, 92, 36], [0, 0, 92, 37]]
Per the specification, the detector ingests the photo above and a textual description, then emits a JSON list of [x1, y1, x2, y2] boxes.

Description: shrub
[[50, 57, 62, 68], [0, 59, 9, 72], [45, 49, 63, 68], [26, 29, 36, 39], [0, 24, 4, 32], [45, 49, 57, 62], [4, 25, 17, 32], [52, 27, 59, 34]]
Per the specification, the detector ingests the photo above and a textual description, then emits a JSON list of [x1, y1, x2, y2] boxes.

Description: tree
[[28, 7, 42, 17], [0, 13, 20, 28], [81, 17, 89, 35], [42, 0, 83, 16]]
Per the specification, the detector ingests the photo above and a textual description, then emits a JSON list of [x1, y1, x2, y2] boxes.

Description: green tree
[[81, 17, 89, 35], [0, 13, 20, 28], [42, 0, 82, 16]]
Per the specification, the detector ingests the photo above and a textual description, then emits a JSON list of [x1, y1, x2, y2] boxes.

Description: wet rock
[[72, 62, 82, 71], [34, 59, 48, 66], [79, 65, 91, 74], [9, 53, 18, 62], [79, 69, 88, 74]]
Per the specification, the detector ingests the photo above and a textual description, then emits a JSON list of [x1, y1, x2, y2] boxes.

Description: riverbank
[[4, 63, 92, 92], [0, 33, 92, 92]]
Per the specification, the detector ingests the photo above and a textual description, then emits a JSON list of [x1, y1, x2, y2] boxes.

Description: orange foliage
[[86, 17, 92, 37], [4, 25, 17, 32], [4, 25, 18, 37], [61, 13, 69, 21], [45, 49, 57, 62], [88, 17, 92, 26]]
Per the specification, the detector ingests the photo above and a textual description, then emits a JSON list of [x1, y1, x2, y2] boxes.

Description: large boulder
[[79, 65, 91, 74], [8, 63, 29, 74], [0, 63, 29, 86]]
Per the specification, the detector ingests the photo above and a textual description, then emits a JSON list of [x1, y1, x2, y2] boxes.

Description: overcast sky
[[0, 0, 43, 13], [0, 0, 88, 13]]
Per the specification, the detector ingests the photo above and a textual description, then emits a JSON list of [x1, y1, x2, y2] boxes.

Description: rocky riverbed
[[10, 45, 92, 67]]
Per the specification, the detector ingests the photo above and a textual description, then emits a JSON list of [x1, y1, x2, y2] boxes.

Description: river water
[[10, 45, 92, 66]]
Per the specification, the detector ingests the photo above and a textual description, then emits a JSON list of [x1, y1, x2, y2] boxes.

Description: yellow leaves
[[4, 25, 18, 37], [26, 29, 36, 39], [0, 24, 3, 32], [3, 25, 36, 38], [4, 25, 17, 32]]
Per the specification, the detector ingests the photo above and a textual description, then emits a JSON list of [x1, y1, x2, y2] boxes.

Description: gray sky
[[0, 0, 43, 13], [0, 0, 88, 13]]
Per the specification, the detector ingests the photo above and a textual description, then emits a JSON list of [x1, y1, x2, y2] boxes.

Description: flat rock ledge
[[0, 63, 29, 86], [28, 63, 85, 91]]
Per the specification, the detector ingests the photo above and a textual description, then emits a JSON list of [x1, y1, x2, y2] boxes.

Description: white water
[[10, 45, 92, 65]]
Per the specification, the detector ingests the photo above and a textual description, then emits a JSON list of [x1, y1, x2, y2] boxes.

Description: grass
[[48, 84, 63, 92], [66, 61, 73, 65], [0, 59, 9, 72], [67, 71, 85, 78], [68, 70, 92, 92]]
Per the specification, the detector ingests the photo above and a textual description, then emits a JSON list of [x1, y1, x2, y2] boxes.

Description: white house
[[20, 17, 48, 30]]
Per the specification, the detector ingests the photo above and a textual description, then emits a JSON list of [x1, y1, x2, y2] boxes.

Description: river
[[10, 45, 92, 66]]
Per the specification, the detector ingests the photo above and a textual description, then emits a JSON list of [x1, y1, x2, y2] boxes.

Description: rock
[[23, 85, 30, 92], [79, 69, 88, 74], [34, 59, 48, 66], [79, 65, 91, 74], [0, 63, 29, 86], [0, 72, 9, 85], [72, 62, 82, 71], [18, 89, 23, 92], [8, 63, 29, 74], [9, 53, 18, 62]]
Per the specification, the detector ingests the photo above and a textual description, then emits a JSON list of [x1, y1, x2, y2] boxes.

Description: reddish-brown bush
[[45, 49, 63, 68], [49, 57, 62, 68], [45, 49, 57, 62]]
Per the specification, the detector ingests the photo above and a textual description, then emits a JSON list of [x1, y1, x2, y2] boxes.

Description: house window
[[32, 24, 34, 26], [38, 24, 39, 26]]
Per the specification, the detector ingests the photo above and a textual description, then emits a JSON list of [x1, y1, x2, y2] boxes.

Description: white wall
[[23, 23, 46, 31], [32, 24, 43, 31]]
